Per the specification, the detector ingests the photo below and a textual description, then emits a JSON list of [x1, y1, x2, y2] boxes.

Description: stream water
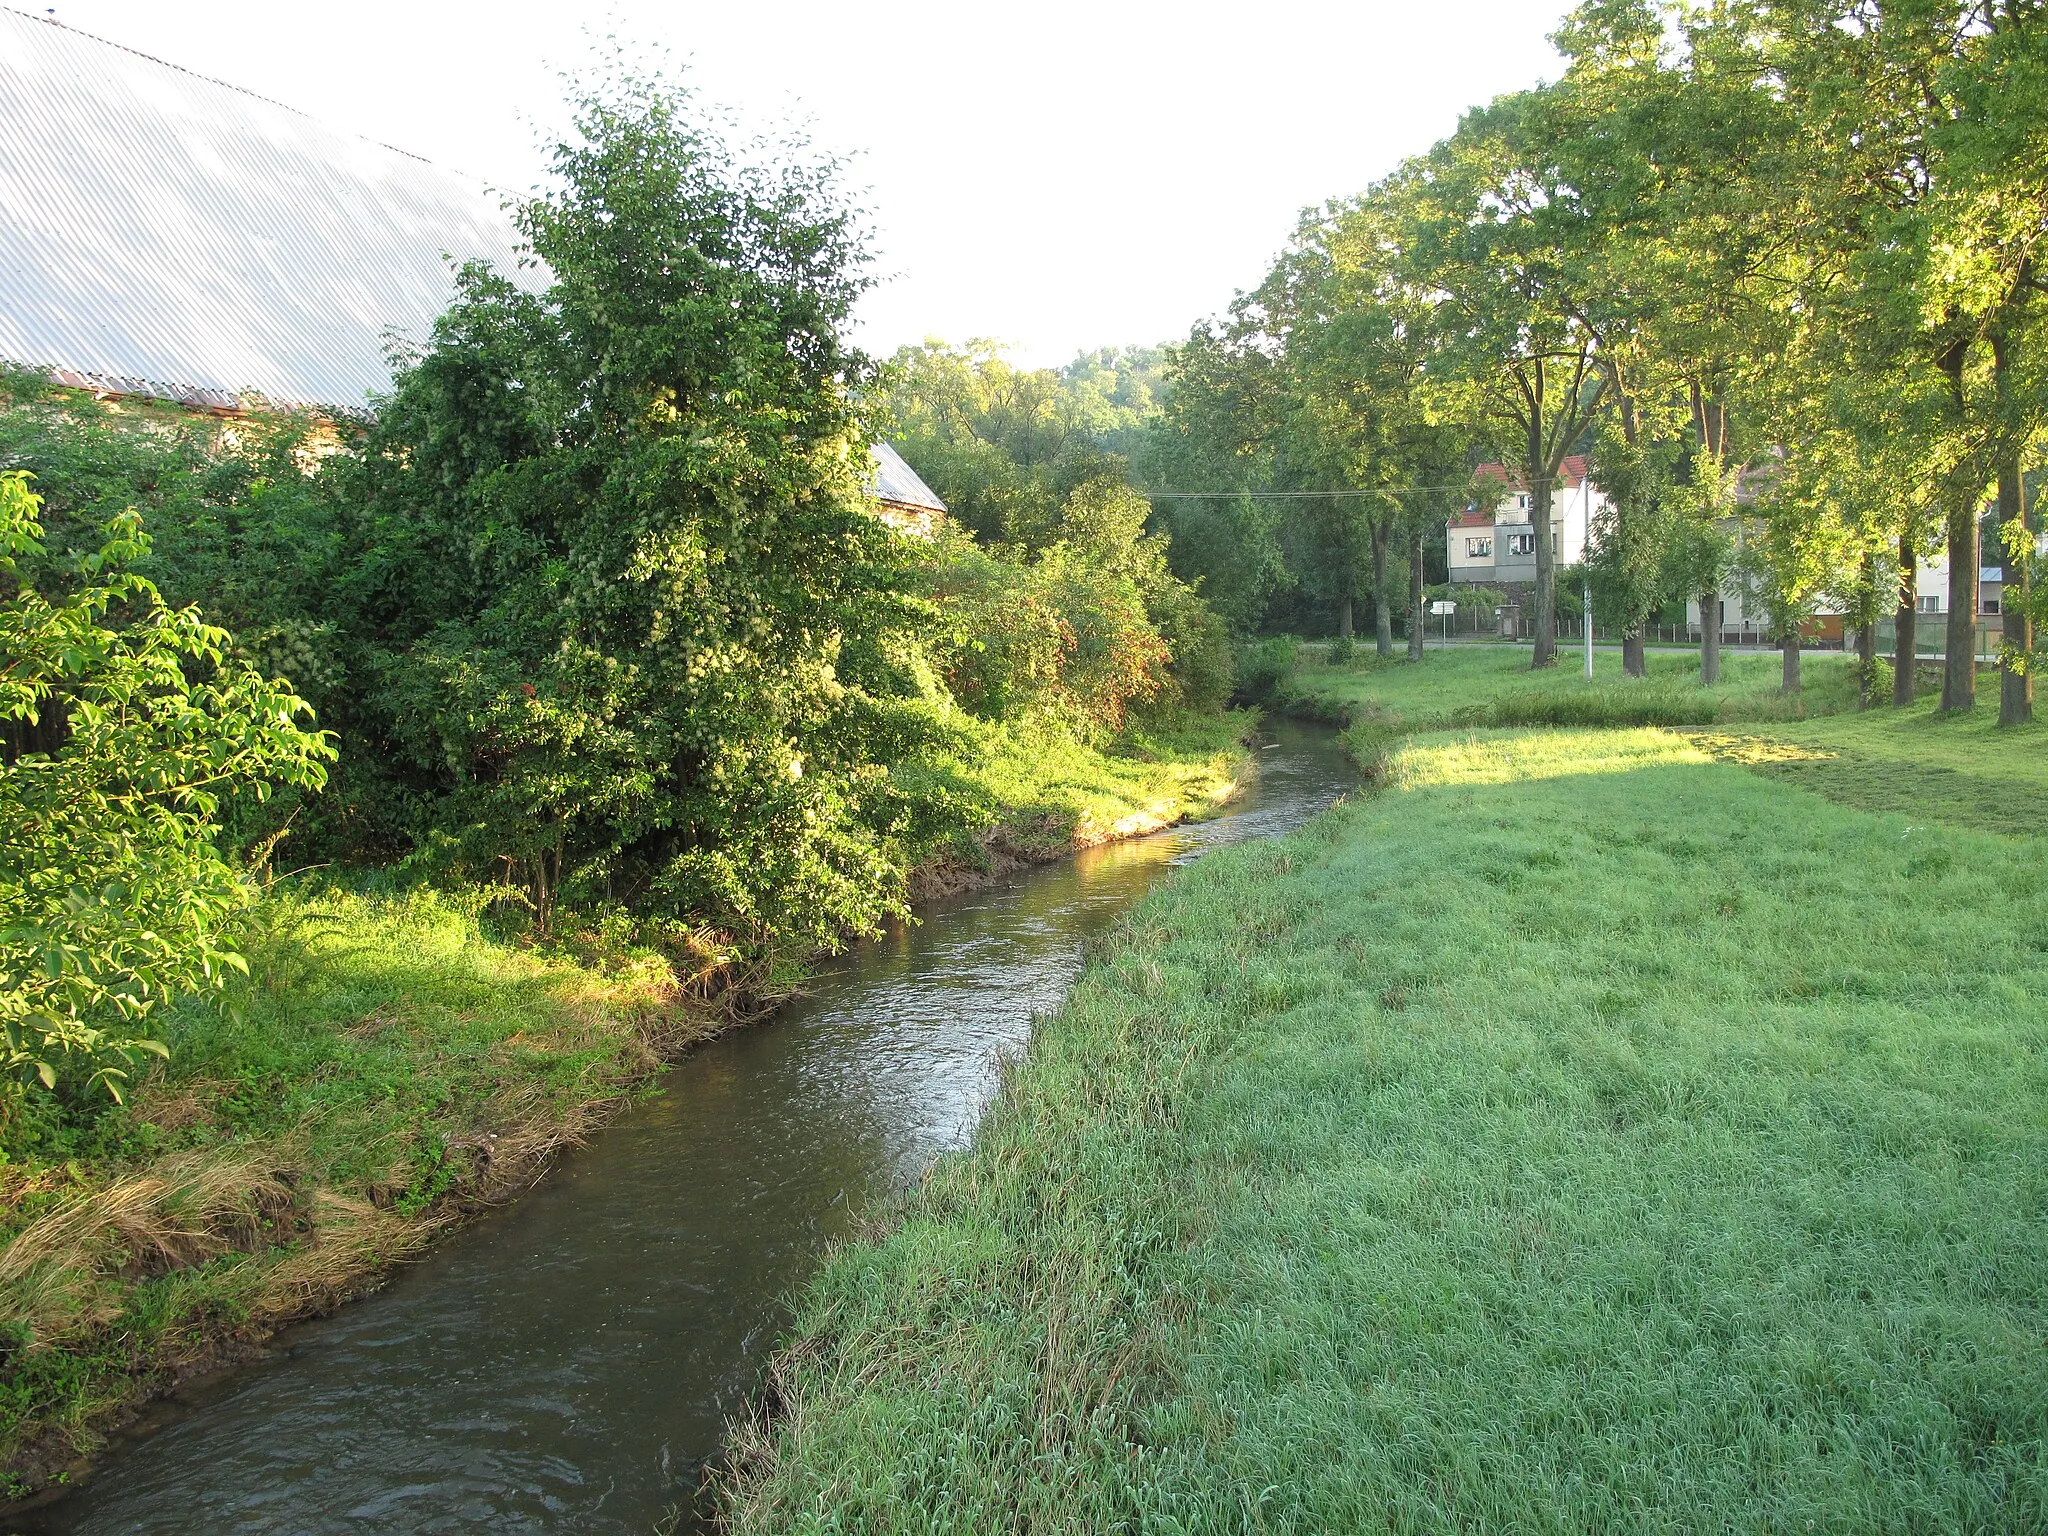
[[21, 723, 1354, 1536]]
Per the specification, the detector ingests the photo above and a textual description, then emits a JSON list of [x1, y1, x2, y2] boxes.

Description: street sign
[[1428, 600, 1457, 615]]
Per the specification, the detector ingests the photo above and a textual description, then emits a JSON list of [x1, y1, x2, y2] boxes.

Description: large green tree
[[327, 78, 936, 951], [1750, 0, 2048, 713], [1379, 93, 1614, 669]]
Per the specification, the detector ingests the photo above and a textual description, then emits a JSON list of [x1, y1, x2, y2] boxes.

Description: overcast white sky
[[48, 1, 1573, 367]]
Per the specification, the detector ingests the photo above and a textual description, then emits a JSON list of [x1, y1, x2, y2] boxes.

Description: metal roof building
[[0, 9, 945, 525], [868, 441, 947, 532], [0, 7, 538, 413]]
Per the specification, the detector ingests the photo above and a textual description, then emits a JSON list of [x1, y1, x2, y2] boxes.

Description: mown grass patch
[[1292, 647, 2044, 839], [1282, 644, 1858, 735], [1712, 698, 2048, 835], [720, 727, 2048, 1533]]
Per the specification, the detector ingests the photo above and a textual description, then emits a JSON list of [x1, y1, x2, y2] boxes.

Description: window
[[1506, 532, 1537, 557], [1516, 493, 1531, 511], [1917, 594, 1941, 614], [1465, 536, 1492, 558], [1983, 595, 2002, 615]]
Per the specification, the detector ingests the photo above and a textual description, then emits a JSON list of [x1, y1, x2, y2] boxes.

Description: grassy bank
[[720, 725, 2048, 1532], [1708, 696, 2048, 834], [1277, 643, 1861, 735], [1284, 643, 2047, 829], [0, 713, 1251, 1499]]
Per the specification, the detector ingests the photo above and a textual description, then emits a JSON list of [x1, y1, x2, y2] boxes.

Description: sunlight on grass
[[1390, 726, 1715, 787]]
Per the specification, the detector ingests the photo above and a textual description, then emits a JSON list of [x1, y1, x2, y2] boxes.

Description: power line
[[1143, 484, 1480, 501]]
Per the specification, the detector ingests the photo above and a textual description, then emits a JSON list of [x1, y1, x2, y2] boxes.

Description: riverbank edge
[[0, 725, 1257, 1509], [711, 724, 2048, 1531]]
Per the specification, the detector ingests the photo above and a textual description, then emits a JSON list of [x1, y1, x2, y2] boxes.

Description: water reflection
[[20, 723, 1353, 1536]]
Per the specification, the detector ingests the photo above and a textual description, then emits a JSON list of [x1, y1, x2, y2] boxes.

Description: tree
[[1, 473, 333, 1105], [1382, 91, 1613, 669], [1188, 203, 1478, 658], [1749, 0, 2048, 712], [1147, 323, 1295, 634], [1546, 0, 1821, 687], [328, 77, 937, 951]]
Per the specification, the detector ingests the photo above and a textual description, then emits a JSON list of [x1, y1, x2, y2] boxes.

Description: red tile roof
[[1473, 456, 1590, 492]]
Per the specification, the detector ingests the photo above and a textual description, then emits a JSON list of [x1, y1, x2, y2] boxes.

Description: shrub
[[0, 473, 333, 1110], [1145, 579, 1235, 714], [323, 80, 934, 952], [1234, 637, 1298, 701]]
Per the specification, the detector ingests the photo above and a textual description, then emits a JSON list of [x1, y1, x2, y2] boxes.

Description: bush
[[1233, 636, 1298, 701], [1143, 578, 1235, 715], [0, 473, 333, 1110], [321, 81, 935, 951]]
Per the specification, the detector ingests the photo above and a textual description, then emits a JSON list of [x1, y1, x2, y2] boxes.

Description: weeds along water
[[12, 725, 1356, 1535], [0, 711, 1252, 1503]]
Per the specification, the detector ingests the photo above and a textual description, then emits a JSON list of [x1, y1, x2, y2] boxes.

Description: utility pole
[[1583, 571, 1594, 679]]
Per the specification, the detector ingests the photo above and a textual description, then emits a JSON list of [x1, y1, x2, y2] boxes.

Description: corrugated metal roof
[[0, 7, 541, 413], [869, 441, 947, 513]]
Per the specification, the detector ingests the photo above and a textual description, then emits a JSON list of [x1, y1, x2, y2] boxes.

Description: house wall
[[1682, 552, 1997, 632], [1447, 522, 1496, 583], [1452, 474, 1604, 591]]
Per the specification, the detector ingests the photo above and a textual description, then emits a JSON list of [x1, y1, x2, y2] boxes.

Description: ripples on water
[[20, 724, 1353, 1536]]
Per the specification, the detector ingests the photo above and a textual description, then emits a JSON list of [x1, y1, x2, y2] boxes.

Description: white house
[[1447, 456, 1607, 591]]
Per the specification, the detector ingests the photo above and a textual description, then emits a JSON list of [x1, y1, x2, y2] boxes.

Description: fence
[[1335, 613, 2002, 660], [1873, 615, 2001, 664]]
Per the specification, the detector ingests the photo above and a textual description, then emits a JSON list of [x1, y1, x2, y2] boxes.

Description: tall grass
[[720, 727, 2048, 1533]]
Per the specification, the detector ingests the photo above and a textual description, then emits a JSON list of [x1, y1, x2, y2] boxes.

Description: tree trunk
[[1781, 622, 1801, 695], [1995, 334, 2033, 726], [1370, 517, 1394, 660], [1623, 630, 1645, 678], [1940, 342, 1978, 711], [1407, 525, 1425, 663], [1338, 591, 1353, 641], [1893, 529, 1918, 706], [1942, 495, 1979, 711], [1856, 557, 1879, 708], [1530, 464, 1557, 668], [1691, 381, 1728, 689]]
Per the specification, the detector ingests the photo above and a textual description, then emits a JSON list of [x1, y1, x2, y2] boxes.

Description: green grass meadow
[[721, 722, 2048, 1533], [1284, 642, 1863, 730]]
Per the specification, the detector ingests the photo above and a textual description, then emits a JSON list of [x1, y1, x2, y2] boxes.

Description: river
[[19, 722, 1353, 1536]]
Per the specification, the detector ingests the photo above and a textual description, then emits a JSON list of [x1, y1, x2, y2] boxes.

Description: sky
[[45, 1, 1576, 368]]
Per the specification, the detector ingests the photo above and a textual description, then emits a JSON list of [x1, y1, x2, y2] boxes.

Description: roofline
[[9, 360, 369, 419], [3, 6, 500, 183]]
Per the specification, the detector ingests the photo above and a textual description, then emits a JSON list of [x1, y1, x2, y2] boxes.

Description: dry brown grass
[[0, 1151, 302, 1347]]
